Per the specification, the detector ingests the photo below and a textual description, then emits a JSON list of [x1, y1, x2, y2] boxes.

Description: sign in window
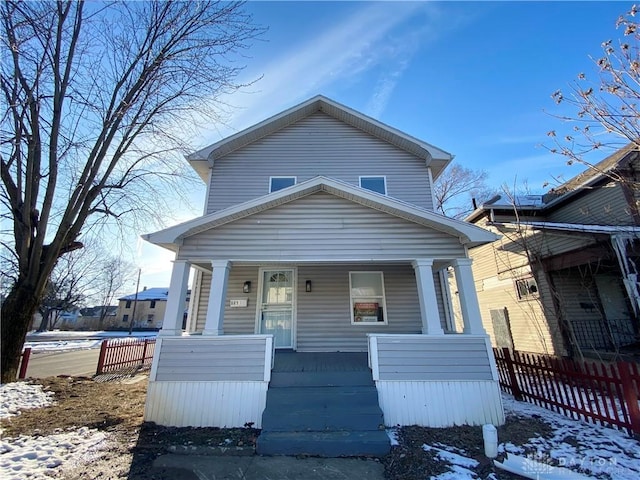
[[350, 271, 387, 324]]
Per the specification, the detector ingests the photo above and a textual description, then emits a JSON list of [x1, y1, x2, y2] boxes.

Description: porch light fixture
[[243, 281, 251, 293], [306, 280, 312, 292]]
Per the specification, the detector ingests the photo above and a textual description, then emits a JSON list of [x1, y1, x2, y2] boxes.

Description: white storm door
[[258, 269, 295, 348]]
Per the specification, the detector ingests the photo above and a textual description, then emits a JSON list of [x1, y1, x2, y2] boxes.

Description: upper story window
[[125, 300, 132, 309], [270, 176, 296, 193], [150, 300, 156, 309], [359, 176, 387, 195]]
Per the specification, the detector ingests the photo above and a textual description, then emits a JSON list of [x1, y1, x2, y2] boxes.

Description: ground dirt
[[1, 375, 557, 479]]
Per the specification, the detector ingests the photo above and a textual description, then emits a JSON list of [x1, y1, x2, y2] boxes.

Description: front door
[[258, 269, 295, 348]]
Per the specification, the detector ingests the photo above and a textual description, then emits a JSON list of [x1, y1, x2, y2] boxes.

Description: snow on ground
[[500, 395, 640, 479], [0, 383, 54, 421], [0, 381, 111, 480], [423, 444, 480, 479], [412, 394, 640, 480], [0, 427, 110, 480], [1, 379, 639, 479], [25, 330, 157, 353]]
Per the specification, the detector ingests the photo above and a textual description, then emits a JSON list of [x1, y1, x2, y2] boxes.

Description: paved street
[[24, 349, 100, 378]]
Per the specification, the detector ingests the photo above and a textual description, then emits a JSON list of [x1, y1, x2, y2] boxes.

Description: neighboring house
[[116, 287, 191, 330], [465, 145, 640, 359], [142, 95, 502, 455]]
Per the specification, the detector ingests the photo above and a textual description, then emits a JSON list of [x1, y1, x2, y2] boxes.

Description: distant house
[[141, 95, 502, 456], [464, 145, 640, 359], [116, 287, 190, 330], [75, 306, 118, 330]]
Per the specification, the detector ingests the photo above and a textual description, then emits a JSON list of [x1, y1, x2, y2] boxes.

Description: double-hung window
[[270, 176, 296, 193], [349, 271, 388, 324], [359, 176, 387, 195]]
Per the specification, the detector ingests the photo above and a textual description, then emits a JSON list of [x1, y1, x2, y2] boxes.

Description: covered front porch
[[144, 257, 504, 431], [159, 257, 487, 343]]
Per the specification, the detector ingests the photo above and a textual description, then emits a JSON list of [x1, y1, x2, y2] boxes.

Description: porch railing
[[494, 347, 640, 436]]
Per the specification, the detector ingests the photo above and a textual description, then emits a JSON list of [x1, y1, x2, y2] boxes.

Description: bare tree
[[433, 163, 494, 219], [0, 1, 264, 382], [546, 4, 640, 201], [92, 257, 135, 328]]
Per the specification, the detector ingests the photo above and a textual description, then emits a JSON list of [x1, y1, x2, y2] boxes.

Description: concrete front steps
[[257, 360, 390, 457]]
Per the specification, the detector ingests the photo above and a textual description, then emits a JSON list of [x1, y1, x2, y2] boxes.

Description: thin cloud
[[193, 2, 439, 146]]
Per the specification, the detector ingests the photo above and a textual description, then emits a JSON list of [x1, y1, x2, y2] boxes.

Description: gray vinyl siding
[[206, 112, 434, 213], [194, 264, 449, 352], [547, 183, 634, 225], [195, 271, 212, 332], [375, 336, 493, 380], [154, 337, 266, 381], [221, 266, 260, 335], [295, 264, 423, 352], [178, 193, 465, 262]]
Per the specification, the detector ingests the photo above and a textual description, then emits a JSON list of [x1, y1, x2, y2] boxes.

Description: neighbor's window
[[270, 176, 296, 192], [125, 300, 132, 309], [359, 176, 387, 195], [515, 277, 538, 300], [350, 272, 387, 324], [150, 300, 156, 309], [147, 314, 154, 323], [122, 314, 129, 323]]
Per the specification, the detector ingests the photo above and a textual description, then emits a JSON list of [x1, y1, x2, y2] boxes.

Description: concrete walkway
[[152, 454, 385, 480]]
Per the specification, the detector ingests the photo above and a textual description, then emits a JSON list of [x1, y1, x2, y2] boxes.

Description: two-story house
[[116, 287, 191, 330], [142, 95, 503, 456], [464, 145, 640, 359]]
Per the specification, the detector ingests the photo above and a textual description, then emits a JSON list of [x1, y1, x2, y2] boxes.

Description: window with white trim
[[359, 176, 386, 195], [349, 271, 387, 324], [270, 176, 296, 192], [515, 277, 538, 300]]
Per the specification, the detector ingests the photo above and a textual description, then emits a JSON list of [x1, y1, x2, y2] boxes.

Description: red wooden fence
[[493, 348, 640, 436], [96, 337, 156, 375]]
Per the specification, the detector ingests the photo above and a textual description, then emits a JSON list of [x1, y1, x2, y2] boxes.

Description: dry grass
[[0, 376, 148, 438]]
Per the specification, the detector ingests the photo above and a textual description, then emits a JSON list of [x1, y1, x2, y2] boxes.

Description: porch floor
[[272, 351, 369, 373]]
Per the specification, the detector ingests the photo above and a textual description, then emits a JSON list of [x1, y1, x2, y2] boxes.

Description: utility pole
[[128, 268, 141, 335]]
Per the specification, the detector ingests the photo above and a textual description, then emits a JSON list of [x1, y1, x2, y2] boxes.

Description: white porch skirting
[[376, 380, 504, 427], [368, 333, 505, 427], [144, 381, 268, 428], [144, 334, 274, 427]]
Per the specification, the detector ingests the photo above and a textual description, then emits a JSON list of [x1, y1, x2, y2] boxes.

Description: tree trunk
[[1, 283, 40, 383], [37, 309, 51, 332]]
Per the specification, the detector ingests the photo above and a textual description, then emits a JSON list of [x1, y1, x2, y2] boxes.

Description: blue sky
[[136, 0, 630, 289]]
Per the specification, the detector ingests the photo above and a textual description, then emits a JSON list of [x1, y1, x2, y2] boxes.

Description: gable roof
[[143, 176, 497, 251], [186, 95, 453, 181], [466, 144, 640, 223], [542, 143, 639, 207]]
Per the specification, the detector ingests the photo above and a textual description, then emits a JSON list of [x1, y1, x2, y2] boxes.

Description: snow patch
[[0, 427, 110, 480], [0, 383, 54, 420]]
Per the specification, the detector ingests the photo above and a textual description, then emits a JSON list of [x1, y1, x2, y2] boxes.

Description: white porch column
[[452, 258, 486, 335], [159, 260, 191, 336], [203, 260, 231, 335], [412, 259, 444, 335]]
